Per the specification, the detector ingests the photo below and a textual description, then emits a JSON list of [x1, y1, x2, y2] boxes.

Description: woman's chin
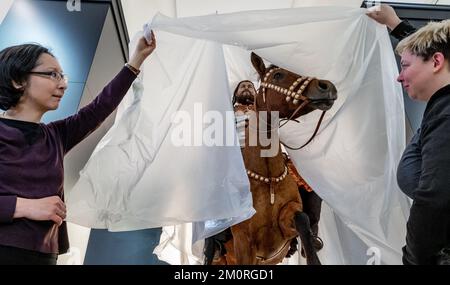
[[47, 104, 60, 111]]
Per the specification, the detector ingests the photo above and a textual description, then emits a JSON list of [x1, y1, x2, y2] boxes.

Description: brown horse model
[[204, 53, 337, 265]]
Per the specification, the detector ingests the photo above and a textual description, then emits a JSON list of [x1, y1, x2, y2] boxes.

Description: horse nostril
[[318, 81, 329, 92]]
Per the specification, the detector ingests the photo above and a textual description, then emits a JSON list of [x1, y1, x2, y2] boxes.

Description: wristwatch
[[125, 63, 140, 76]]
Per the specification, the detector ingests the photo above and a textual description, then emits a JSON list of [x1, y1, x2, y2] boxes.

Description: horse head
[[251, 52, 337, 119]]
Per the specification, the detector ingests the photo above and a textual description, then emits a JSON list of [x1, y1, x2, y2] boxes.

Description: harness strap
[[259, 67, 326, 151], [256, 239, 292, 265], [281, 110, 326, 150]]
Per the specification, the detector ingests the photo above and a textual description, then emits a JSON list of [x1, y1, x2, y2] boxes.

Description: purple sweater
[[0, 67, 136, 254]]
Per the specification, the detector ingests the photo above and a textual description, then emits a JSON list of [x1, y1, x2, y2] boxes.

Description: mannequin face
[[19, 53, 68, 112], [235, 81, 256, 105]]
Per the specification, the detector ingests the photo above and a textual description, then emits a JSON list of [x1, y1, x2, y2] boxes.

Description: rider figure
[[233, 80, 324, 254]]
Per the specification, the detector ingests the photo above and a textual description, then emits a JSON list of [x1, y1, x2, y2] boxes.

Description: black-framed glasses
[[29, 71, 69, 84]]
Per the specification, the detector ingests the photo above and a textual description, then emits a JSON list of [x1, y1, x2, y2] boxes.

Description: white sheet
[[66, 6, 410, 264]]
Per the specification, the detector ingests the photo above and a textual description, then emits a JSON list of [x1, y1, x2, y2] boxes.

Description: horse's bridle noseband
[[259, 67, 326, 150], [260, 67, 313, 106]]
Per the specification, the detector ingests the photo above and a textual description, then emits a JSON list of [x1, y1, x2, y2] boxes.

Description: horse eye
[[273, 72, 283, 80]]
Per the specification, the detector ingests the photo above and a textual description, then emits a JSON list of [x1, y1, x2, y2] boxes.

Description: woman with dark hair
[[0, 32, 156, 265]]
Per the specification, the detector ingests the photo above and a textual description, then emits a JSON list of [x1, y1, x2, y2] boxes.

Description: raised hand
[[366, 4, 402, 30], [128, 31, 157, 70]]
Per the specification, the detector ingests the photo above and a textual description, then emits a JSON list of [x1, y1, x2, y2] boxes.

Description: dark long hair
[[0, 44, 54, 110], [232, 80, 254, 106]]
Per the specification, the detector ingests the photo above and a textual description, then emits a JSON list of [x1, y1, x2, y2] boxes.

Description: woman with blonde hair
[[369, 5, 450, 264]]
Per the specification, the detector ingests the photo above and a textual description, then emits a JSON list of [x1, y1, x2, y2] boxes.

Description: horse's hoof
[[301, 235, 323, 258]]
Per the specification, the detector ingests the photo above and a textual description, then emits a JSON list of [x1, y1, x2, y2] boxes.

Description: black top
[[391, 21, 450, 264], [400, 85, 450, 264]]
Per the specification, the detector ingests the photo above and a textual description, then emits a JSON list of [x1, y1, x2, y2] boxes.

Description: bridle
[[243, 67, 327, 206], [259, 67, 326, 150]]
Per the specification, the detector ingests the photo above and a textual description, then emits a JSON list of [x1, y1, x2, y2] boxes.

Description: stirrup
[[300, 235, 323, 258], [313, 235, 324, 251]]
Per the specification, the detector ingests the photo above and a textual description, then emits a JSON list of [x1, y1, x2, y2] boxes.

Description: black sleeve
[[402, 117, 450, 265], [48, 67, 136, 154], [391, 20, 416, 41]]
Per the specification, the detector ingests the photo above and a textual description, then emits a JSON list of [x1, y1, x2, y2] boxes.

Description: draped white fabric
[[66, 6, 411, 264], [0, 0, 14, 25], [66, 34, 255, 235]]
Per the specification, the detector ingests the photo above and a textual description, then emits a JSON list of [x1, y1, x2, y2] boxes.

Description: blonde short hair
[[396, 19, 450, 61]]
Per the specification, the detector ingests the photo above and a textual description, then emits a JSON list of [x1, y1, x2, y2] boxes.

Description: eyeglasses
[[29, 71, 69, 85]]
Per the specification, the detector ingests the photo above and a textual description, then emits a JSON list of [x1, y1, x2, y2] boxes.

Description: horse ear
[[251, 52, 266, 79]]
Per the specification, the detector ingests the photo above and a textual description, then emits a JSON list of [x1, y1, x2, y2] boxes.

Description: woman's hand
[[128, 31, 157, 71], [14, 196, 67, 226], [366, 4, 402, 31]]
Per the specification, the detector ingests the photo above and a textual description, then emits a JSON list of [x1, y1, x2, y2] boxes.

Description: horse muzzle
[[307, 80, 337, 111], [309, 98, 336, 111]]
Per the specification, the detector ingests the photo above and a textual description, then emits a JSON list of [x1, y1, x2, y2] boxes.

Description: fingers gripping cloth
[[143, 22, 154, 45]]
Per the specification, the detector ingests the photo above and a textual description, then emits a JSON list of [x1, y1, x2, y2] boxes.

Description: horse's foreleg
[[231, 221, 256, 265], [203, 237, 216, 265], [299, 189, 324, 251], [294, 211, 321, 265]]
